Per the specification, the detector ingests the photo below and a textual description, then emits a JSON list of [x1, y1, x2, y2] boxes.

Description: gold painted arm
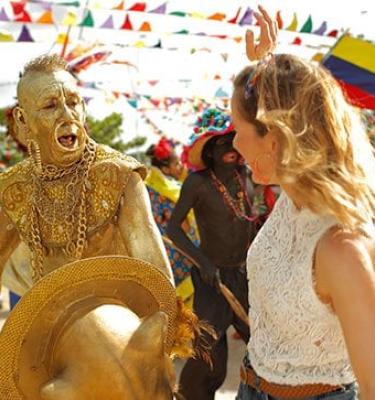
[[118, 171, 174, 284], [0, 209, 21, 285]]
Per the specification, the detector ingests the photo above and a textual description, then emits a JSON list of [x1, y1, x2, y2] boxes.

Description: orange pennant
[[208, 13, 226, 21], [139, 21, 151, 31], [114, 0, 124, 10], [37, 10, 53, 24]]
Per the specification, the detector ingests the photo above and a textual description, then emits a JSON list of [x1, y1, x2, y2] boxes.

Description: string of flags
[[0, 1, 341, 38]]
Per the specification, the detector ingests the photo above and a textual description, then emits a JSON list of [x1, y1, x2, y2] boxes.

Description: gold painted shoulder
[[86, 145, 147, 230], [0, 159, 32, 235]]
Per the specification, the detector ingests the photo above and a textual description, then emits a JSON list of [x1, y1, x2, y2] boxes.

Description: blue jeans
[[236, 382, 358, 400]]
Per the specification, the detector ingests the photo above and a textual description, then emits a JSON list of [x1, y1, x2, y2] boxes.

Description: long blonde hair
[[233, 54, 375, 229]]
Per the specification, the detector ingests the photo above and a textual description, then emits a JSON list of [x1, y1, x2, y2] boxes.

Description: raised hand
[[245, 5, 278, 61]]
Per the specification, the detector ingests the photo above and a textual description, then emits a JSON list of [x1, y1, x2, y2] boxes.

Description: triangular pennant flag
[[11, 2, 32, 23], [134, 40, 145, 47], [113, 0, 124, 10], [62, 10, 77, 25], [292, 36, 302, 45], [120, 14, 133, 29], [300, 15, 313, 33], [139, 21, 151, 31], [214, 74, 221, 80], [83, 96, 93, 104], [313, 21, 327, 35], [0, 7, 10, 21], [233, 36, 242, 43], [128, 2, 146, 12], [17, 25, 34, 42], [56, 32, 69, 44], [37, 10, 54, 24], [169, 11, 186, 17], [276, 11, 283, 29], [286, 12, 298, 31], [79, 10, 94, 27], [175, 29, 189, 34], [208, 13, 226, 21], [239, 7, 253, 26], [152, 39, 162, 48], [228, 7, 241, 24], [150, 2, 167, 14], [190, 12, 205, 19], [327, 29, 338, 37], [215, 87, 229, 98], [311, 52, 324, 62], [128, 99, 138, 108], [101, 15, 114, 29], [0, 31, 14, 41]]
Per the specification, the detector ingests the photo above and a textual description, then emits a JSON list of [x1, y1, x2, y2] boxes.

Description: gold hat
[[0, 256, 178, 399]]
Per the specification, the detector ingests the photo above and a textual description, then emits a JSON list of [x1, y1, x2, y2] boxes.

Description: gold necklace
[[28, 139, 97, 282]]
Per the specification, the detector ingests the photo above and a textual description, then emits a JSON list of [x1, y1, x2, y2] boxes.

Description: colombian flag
[[323, 35, 375, 109]]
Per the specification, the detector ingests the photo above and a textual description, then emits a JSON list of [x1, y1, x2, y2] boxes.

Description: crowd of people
[[0, 5, 374, 400]]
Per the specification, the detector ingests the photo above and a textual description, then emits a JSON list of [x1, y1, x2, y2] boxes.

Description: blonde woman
[[232, 6, 375, 400]]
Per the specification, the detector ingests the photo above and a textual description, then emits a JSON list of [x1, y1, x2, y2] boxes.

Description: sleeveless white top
[[247, 192, 357, 385]]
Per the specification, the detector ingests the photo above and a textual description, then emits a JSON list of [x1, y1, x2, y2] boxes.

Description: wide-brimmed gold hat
[[0, 256, 178, 399]]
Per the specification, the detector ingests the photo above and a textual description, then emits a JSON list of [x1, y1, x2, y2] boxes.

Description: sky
[[0, 0, 374, 146]]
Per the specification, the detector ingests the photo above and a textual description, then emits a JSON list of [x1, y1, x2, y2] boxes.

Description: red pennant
[[328, 29, 338, 37], [276, 11, 283, 29], [120, 14, 133, 30], [150, 98, 160, 107], [11, 1, 32, 22], [292, 37, 302, 45], [128, 2, 146, 12], [228, 7, 241, 24]]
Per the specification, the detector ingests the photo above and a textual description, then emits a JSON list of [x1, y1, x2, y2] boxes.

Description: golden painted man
[[0, 54, 173, 288]]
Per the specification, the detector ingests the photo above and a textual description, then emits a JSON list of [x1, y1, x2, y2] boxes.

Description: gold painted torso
[[0, 145, 146, 274]]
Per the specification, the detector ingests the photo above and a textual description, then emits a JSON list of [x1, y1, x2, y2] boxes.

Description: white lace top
[[247, 192, 356, 385]]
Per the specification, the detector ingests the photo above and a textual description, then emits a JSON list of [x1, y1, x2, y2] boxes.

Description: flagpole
[[78, 0, 90, 40]]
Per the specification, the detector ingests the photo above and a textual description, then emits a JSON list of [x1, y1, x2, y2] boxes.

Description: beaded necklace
[[209, 170, 258, 222]]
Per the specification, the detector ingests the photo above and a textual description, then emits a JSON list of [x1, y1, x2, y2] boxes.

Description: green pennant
[[300, 15, 313, 33], [59, 1, 80, 6], [169, 11, 186, 17], [175, 29, 189, 34], [79, 10, 94, 27]]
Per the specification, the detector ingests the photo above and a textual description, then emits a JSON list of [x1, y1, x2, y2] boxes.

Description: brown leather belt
[[240, 365, 343, 399]]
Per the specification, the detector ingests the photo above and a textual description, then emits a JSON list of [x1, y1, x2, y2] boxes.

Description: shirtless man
[[0, 54, 172, 290], [167, 108, 256, 400]]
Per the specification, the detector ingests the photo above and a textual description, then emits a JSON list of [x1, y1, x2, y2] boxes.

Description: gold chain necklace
[[29, 139, 97, 282]]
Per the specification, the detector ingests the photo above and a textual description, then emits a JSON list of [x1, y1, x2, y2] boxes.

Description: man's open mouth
[[57, 133, 78, 149]]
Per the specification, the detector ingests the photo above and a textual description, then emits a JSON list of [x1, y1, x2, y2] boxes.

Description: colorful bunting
[[128, 3, 146, 12], [239, 7, 253, 26], [37, 10, 54, 24], [0, 7, 10, 22], [286, 12, 298, 31], [17, 25, 34, 42], [276, 11, 283, 29], [313, 21, 327, 35], [228, 7, 241, 24], [292, 36, 302, 45], [300, 15, 313, 33], [101, 15, 114, 29], [120, 14, 133, 30], [214, 87, 229, 97], [149, 2, 167, 14], [79, 10, 94, 27]]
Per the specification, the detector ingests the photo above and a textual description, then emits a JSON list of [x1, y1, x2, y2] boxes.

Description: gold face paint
[[18, 70, 88, 168]]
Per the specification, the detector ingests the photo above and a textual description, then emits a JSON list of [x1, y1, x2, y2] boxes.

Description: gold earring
[[27, 139, 42, 174]]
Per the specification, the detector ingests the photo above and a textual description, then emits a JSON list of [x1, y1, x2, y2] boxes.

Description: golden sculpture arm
[[118, 172, 174, 284], [0, 210, 21, 284]]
